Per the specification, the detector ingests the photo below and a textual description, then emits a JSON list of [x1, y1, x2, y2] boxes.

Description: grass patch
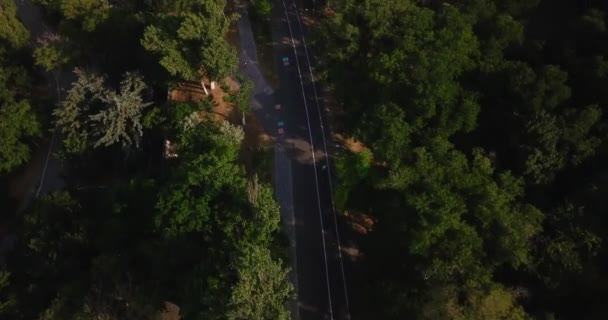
[[248, 5, 279, 88]]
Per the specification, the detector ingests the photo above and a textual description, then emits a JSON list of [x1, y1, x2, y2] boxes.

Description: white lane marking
[[289, 2, 351, 319], [279, 0, 334, 318]]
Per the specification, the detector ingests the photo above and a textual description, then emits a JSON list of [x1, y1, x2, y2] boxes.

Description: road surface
[[236, 1, 352, 319]]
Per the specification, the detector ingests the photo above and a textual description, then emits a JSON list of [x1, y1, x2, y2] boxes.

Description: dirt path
[[11, 0, 72, 211]]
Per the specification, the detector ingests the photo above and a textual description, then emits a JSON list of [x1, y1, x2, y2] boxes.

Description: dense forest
[[5, 0, 608, 318], [316, 0, 608, 318], [0, 0, 292, 319]]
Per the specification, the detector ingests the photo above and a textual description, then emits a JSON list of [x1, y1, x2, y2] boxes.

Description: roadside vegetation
[[248, 0, 279, 88], [0, 0, 292, 319], [0, 0, 42, 178], [315, 0, 608, 319]]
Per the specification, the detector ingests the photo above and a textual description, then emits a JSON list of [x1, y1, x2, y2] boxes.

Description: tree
[[314, 0, 479, 138], [334, 148, 372, 209], [521, 111, 564, 184], [141, 0, 238, 82], [360, 103, 410, 164], [34, 45, 70, 72], [229, 78, 253, 124], [316, 0, 608, 318], [33, 32, 70, 71], [464, 286, 527, 320], [141, 24, 198, 81], [244, 175, 280, 244], [227, 246, 292, 320], [252, 0, 272, 20], [0, 272, 16, 316], [89, 72, 152, 148], [420, 284, 527, 320], [354, 140, 543, 317], [36, 0, 112, 32], [0, 0, 30, 47], [0, 99, 41, 173], [54, 69, 152, 153], [532, 202, 601, 285], [380, 143, 543, 280], [53, 69, 106, 153], [476, 61, 603, 184], [22, 191, 85, 265], [155, 119, 245, 237], [0, 56, 40, 173]]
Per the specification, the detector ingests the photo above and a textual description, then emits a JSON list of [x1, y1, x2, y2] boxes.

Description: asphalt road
[[274, 3, 352, 320], [236, 1, 351, 319]]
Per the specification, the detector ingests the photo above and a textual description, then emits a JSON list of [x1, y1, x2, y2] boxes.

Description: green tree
[[314, 0, 479, 139], [60, 0, 111, 31], [34, 45, 70, 71], [227, 246, 292, 320], [361, 103, 410, 164], [521, 111, 565, 184], [0, 0, 30, 47], [334, 148, 372, 209], [0, 272, 16, 316], [141, 0, 238, 81], [420, 284, 527, 320], [0, 55, 40, 173], [23, 191, 85, 266], [155, 119, 245, 236], [33, 32, 70, 71], [252, 0, 271, 20], [244, 175, 280, 243], [380, 143, 542, 279], [37, 0, 112, 32], [0, 99, 40, 173], [464, 286, 527, 320]]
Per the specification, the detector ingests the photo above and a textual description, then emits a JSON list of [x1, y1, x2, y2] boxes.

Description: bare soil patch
[[333, 133, 366, 153], [169, 78, 271, 165], [344, 210, 376, 235]]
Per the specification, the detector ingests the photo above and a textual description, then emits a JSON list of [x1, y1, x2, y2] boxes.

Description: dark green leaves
[[0, 54, 40, 173], [0, 0, 30, 47], [142, 1, 237, 81]]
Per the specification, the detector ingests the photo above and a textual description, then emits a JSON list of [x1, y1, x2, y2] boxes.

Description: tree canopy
[[53, 69, 152, 153], [0, 0, 30, 47], [316, 0, 608, 318], [0, 6, 40, 174], [2, 1, 290, 318], [141, 0, 238, 81]]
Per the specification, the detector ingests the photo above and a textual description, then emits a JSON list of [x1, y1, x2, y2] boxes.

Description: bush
[[253, 0, 272, 19]]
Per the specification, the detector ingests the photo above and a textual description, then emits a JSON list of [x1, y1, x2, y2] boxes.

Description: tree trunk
[[201, 81, 209, 95]]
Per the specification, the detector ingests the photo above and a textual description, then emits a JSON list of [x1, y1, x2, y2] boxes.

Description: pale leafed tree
[[90, 72, 152, 148], [54, 69, 151, 153], [216, 120, 244, 149], [53, 68, 106, 153]]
